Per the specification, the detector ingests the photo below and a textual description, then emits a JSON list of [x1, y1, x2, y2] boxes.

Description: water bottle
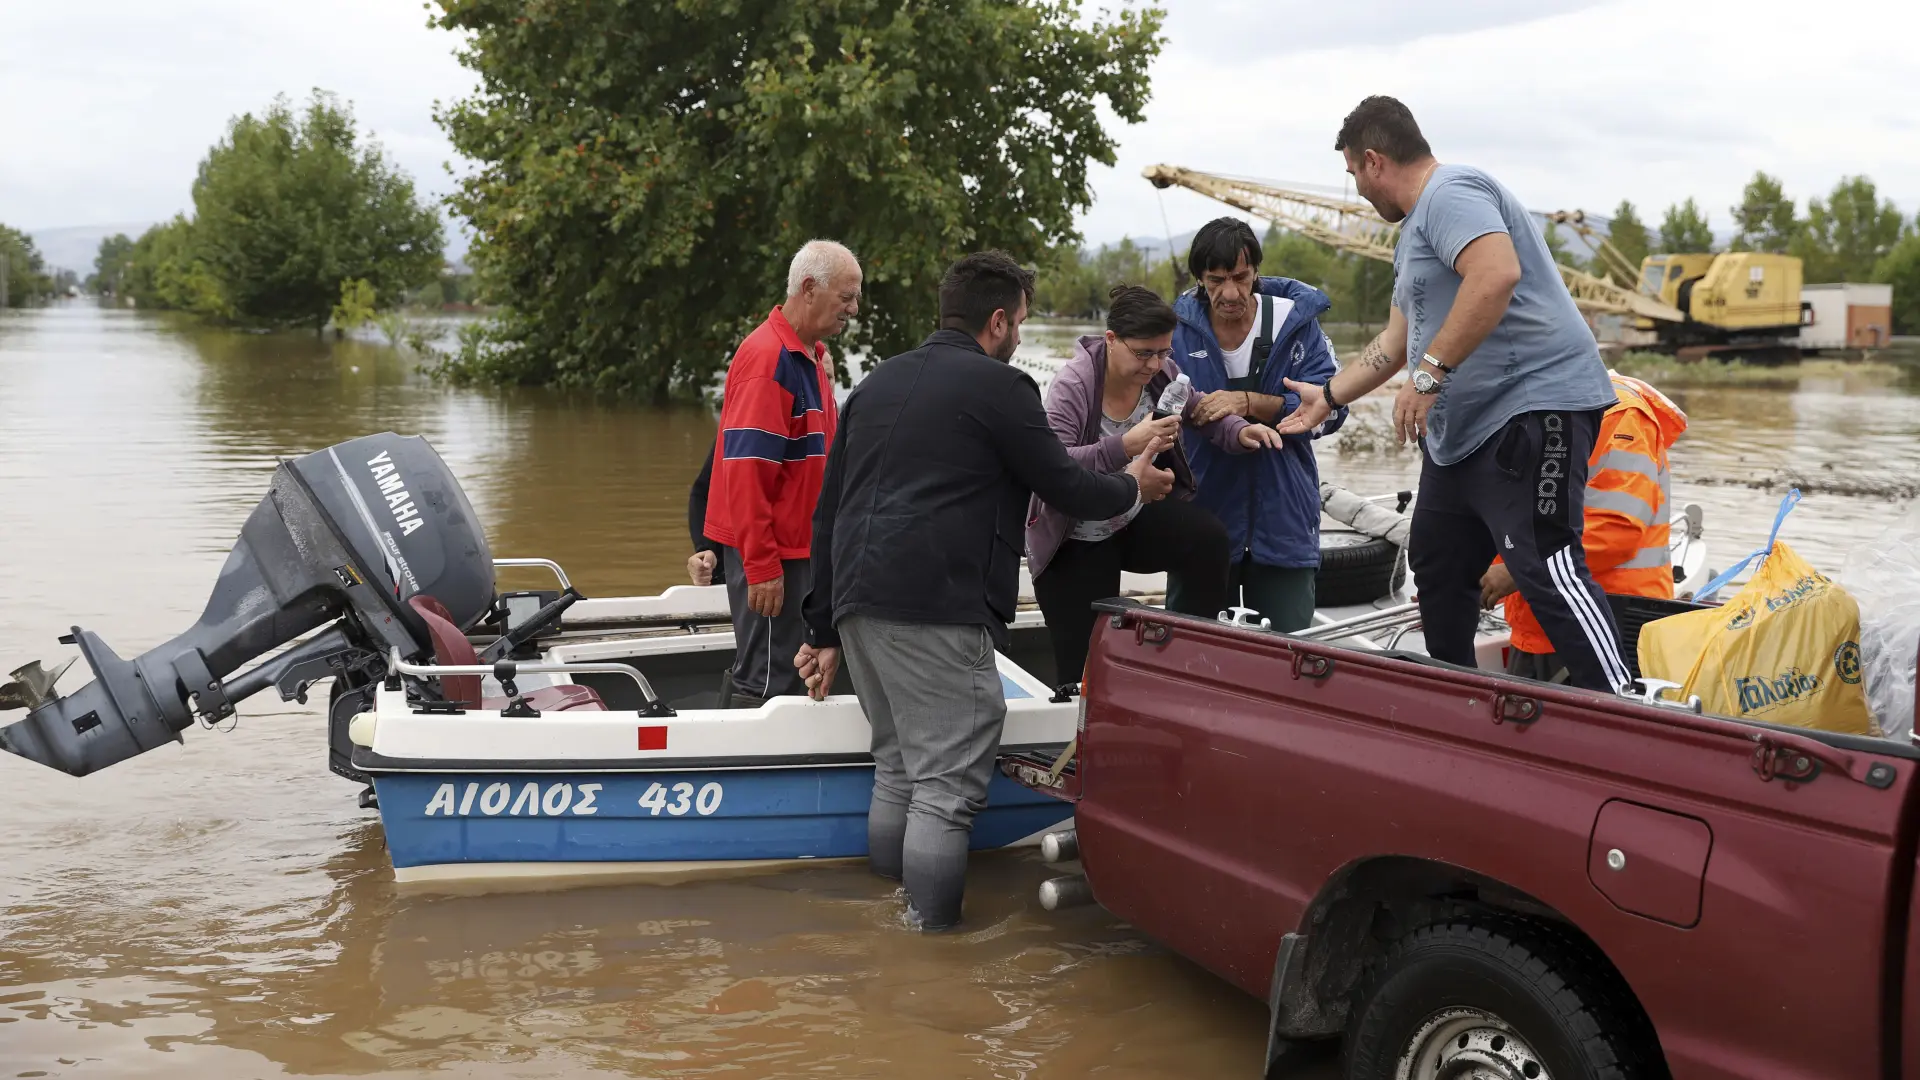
[[1148, 373, 1190, 473], [1153, 373, 1191, 419]]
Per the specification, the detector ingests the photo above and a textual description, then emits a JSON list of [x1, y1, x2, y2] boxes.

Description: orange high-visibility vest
[[1503, 372, 1689, 655]]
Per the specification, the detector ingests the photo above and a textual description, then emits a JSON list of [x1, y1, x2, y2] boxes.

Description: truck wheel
[[1344, 919, 1659, 1080]]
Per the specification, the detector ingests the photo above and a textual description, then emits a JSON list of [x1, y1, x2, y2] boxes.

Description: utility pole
[[1, 251, 10, 310]]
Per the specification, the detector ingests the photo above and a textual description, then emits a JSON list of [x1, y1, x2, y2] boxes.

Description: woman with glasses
[[1026, 285, 1284, 685]]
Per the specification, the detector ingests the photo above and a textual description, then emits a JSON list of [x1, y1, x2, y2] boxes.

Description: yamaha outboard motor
[[0, 433, 492, 777]]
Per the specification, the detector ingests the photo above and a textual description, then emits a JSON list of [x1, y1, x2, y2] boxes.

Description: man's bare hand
[[1125, 435, 1175, 501], [1480, 562, 1517, 609], [1190, 389, 1246, 425], [687, 550, 717, 586], [794, 644, 840, 701], [1238, 423, 1283, 450], [747, 576, 785, 617], [1120, 413, 1180, 457], [1394, 381, 1438, 447], [1274, 378, 1330, 436]]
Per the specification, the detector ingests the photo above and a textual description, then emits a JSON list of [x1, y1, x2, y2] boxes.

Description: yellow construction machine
[[1633, 251, 1803, 350], [1147, 165, 1806, 357], [1546, 209, 1806, 353]]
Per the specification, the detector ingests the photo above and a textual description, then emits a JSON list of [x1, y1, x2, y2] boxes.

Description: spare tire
[[1316, 529, 1401, 607]]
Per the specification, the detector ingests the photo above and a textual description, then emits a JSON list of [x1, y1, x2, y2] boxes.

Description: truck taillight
[[1077, 656, 1089, 734]]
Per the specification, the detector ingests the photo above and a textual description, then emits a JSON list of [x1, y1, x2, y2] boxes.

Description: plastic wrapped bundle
[[1840, 501, 1920, 741], [1321, 483, 1411, 547]]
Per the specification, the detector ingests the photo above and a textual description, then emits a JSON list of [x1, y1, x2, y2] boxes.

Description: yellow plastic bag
[[1639, 522, 1874, 735]]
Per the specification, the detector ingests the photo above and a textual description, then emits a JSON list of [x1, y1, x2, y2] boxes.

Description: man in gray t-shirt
[[1279, 95, 1633, 694]]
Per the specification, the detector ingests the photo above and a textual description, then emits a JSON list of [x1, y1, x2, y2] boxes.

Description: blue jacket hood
[[1174, 275, 1331, 342]]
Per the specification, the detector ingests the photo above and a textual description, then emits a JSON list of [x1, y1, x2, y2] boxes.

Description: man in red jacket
[[705, 240, 863, 707]]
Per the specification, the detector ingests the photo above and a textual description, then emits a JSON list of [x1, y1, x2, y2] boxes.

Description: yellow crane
[[1141, 164, 1686, 324], [1542, 209, 1647, 291]]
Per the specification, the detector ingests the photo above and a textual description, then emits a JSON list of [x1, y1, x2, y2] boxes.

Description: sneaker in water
[[901, 904, 958, 933]]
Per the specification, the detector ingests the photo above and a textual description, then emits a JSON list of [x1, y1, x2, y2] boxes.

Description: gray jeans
[[838, 614, 1007, 930], [722, 547, 811, 701]]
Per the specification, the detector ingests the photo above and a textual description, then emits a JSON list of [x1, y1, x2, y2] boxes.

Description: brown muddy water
[[4, 302, 1919, 1078]]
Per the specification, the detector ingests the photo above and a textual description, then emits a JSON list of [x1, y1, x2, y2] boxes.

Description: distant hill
[[28, 223, 153, 278], [1089, 229, 1195, 261]]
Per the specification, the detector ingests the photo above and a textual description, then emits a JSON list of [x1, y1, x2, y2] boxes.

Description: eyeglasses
[[1124, 344, 1174, 363]]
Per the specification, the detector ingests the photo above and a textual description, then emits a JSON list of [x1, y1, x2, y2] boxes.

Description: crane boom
[[1543, 209, 1644, 291], [1143, 164, 1684, 324]]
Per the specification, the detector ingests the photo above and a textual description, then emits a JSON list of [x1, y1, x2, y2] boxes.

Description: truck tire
[[1316, 530, 1402, 608], [1344, 918, 1661, 1080]]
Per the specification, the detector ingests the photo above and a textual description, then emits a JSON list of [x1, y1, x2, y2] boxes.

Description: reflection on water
[[2, 302, 1917, 1078]]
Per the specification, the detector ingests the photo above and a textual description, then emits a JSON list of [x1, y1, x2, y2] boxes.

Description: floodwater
[[3, 302, 1919, 1079]]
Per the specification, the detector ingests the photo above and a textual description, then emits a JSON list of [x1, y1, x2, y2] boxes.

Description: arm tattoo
[[1359, 334, 1394, 372]]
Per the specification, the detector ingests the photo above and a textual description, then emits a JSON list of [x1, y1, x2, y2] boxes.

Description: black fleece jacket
[[803, 329, 1139, 648]]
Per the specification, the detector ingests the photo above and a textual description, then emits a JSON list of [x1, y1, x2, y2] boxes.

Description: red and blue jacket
[[702, 306, 838, 585]]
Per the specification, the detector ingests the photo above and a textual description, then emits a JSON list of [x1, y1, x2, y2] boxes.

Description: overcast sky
[[5, 0, 1918, 258]]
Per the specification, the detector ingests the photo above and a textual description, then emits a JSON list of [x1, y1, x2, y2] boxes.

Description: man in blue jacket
[[1173, 218, 1349, 631]]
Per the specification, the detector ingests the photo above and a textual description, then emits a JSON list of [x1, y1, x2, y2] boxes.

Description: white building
[[1799, 283, 1894, 351]]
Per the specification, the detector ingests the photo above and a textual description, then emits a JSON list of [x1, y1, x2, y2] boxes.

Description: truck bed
[[1038, 599, 1920, 1079]]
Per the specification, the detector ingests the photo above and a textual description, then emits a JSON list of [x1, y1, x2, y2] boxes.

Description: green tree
[[1605, 200, 1651, 281], [1729, 171, 1799, 253], [123, 215, 230, 317], [1031, 237, 1179, 320], [0, 225, 55, 307], [1540, 219, 1583, 270], [1657, 198, 1715, 254], [1795, 175, 1904, 283], [1262, 224, 1343, 296], [189, 91, 443, 329], [432, 0, 1166, 398], [1344, 254, 1392, 331], [331, 278, 378, 334], [1873, 233, 1920, 334], [87, 233, 136, 295]]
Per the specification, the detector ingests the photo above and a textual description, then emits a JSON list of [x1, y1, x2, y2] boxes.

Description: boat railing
[[493, 557, 573, 591], [387, 647, 671, 714]]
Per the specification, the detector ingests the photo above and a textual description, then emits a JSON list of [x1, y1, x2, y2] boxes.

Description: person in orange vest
[[1479, 371, 1688, 683]]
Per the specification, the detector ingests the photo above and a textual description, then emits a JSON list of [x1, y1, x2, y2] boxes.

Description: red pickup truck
[[1007, 598, 1920, 1080]]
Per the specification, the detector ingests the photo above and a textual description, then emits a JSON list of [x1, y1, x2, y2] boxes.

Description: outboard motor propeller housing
[[0, 433, 492, 776]]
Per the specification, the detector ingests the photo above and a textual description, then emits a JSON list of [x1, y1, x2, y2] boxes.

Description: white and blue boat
[[1, 431, 1710, 886], [350, 606, 1085, 883]]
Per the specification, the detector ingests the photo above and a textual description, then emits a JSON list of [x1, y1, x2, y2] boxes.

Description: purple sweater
[[1025, 334, 1252, 579]]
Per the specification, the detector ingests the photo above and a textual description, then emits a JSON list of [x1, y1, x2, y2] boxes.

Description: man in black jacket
[[796, 250, 1173, 930], [685, 446, 725, 586]]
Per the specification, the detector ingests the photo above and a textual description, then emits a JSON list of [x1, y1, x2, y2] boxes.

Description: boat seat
[[406, 595, 608, 712]]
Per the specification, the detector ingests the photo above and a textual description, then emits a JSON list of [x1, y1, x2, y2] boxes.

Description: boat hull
[[372, 765, 1071, 879]]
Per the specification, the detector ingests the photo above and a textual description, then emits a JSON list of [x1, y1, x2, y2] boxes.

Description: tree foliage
[[88, 233, 136, 295], [123, 91, 443, 328], [1657, 198, 1715, 254], [431, 0, 1166, 399], [1796, 175, 1904, 284], [1873, 235, 1920, 334], [1600, 201, 1650, 283], [0, 225, 55, 307], [124, 215, 231, 318], [1540, 219, 1583, 271], [1032, 238, 1179, 319], [1262, 226, 1391, 328], [1729, 171, 1797, 253]]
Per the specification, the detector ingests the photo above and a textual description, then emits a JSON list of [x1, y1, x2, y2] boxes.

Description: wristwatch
[[1412, 352, 1451, 395]]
